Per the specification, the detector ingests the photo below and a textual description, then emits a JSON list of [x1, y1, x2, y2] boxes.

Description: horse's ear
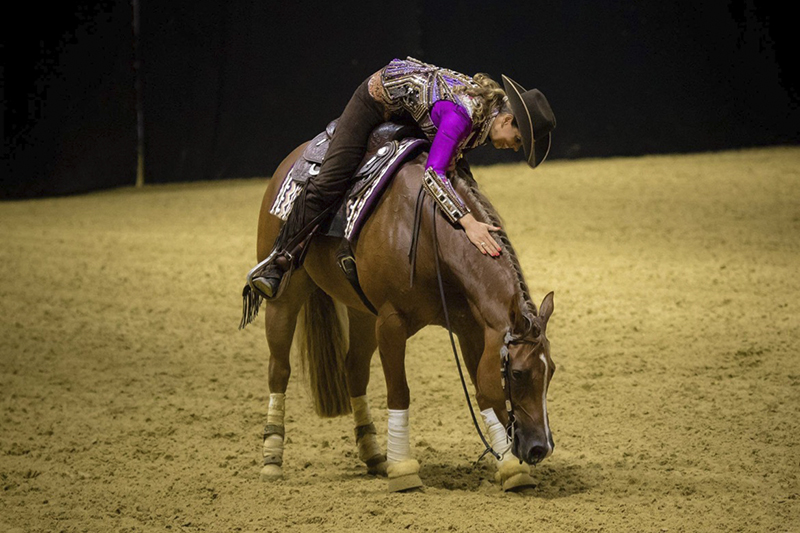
[[539, 292, 554, 326], [509, 300, 529, 334]]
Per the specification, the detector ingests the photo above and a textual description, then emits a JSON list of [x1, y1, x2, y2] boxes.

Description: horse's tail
[[297, 288, 352, 418]]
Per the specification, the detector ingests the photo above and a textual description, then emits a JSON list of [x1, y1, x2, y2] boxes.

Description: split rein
[[411, 187, 531, 464]]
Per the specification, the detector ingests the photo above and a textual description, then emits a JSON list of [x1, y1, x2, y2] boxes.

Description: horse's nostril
[[528, 445, 549, 463]]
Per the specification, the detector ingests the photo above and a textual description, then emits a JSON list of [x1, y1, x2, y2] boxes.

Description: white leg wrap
[[350, 395, 372, 427], [387, 408, 411, 463], [263, 393, 286, 461], [482, 409, 533, 490], [480, 408, 511, 460], [261, 393, 286, 479], [267, 393, 285, 426]]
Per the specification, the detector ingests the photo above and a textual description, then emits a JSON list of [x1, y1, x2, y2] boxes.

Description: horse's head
[[493, 292, 556, 465]]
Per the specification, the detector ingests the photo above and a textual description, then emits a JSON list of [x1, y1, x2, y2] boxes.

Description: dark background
[[3, 1, 798, 199]]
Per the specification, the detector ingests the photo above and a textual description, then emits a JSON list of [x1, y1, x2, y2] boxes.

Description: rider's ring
[[480, 242, 486, 246]]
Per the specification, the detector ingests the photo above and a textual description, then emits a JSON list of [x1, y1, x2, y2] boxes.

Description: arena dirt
[[1, 147, 798, 532]]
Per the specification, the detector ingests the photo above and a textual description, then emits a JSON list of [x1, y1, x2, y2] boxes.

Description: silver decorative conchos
[[343, 138, 422, 240]]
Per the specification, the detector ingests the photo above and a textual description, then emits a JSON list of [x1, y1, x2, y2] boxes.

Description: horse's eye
[[511, 370, 524, 381]]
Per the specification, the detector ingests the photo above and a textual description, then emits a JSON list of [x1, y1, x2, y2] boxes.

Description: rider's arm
[[427, 100, 472, 174], [423, 101, 472, 223], [425, 101, 502, 256]]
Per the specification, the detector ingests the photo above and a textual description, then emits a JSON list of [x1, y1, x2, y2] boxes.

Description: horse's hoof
[[259, 464, 283, 481], [387, 459, 423, 493], [495, 458, 535, 492], [501, 472, 537, 492], [366, 454, 388, 477], [388, 473, 423, 492]]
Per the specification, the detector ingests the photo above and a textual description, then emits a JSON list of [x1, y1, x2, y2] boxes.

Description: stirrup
[[240, 249, 295, 329], [246, 250, 292, 292]]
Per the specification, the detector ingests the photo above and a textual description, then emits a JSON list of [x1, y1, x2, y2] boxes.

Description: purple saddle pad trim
[[345, 138, 427, 241]]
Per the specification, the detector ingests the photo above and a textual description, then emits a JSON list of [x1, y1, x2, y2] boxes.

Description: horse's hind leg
[[344, 309, 387, 476], [260, 269, 316, 481]]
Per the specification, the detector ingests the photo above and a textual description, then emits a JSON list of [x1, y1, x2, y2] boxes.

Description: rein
[[428, 199, 501, 462], [420, 193, 535, 464]]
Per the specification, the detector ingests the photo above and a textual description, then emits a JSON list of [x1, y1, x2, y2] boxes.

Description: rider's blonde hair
[[454, 73, 513, 124]]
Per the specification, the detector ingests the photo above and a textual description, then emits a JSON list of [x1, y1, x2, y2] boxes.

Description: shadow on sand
[[416, 458, 593, 497]]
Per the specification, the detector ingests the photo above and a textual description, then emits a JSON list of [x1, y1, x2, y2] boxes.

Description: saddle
[[269, 120, 429, 242], [265, 120, 429, 315]]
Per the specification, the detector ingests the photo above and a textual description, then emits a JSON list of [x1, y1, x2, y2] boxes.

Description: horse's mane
[[458, 172, 538, 330]]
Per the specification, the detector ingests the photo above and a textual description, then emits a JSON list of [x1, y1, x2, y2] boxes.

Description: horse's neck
[[436, 221, 518, 334], [437, 179, 536, 335]]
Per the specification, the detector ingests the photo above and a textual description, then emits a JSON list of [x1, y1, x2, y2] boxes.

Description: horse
[[245, 124, 556, 493]]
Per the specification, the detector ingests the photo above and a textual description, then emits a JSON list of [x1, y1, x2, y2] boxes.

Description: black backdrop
[[3, 1, 798, 198]]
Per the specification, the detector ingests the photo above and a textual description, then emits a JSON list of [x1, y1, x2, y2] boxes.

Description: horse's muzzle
[[514, 434, 554, 465], [525, 444, 550, 465]]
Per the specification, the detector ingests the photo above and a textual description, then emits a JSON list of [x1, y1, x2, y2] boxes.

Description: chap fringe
[[239, 284, 263, 330]]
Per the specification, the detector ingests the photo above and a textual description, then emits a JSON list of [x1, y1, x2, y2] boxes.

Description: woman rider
[[251, 57, 556, 299]]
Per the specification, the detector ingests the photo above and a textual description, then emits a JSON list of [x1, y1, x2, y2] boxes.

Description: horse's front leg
[[344, 308, 387, 476], [458, 328, 535, 492], [478, 402, 535, 492], [376, 307, 422, 492]]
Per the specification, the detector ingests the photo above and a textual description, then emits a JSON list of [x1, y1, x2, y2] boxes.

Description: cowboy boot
[[251, 252, 292, 299], [250, 209, 323, 300]]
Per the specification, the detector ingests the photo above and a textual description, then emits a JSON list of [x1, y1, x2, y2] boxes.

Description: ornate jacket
[[369, 57, 497, 222]]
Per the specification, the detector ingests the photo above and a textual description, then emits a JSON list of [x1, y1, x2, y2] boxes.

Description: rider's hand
[[459, 213, 502, 257]]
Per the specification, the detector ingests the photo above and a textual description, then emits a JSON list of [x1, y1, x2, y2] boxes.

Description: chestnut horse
[[246, 135, 556, 492]]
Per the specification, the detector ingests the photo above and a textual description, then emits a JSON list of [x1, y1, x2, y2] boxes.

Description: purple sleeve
[[426, 100, 473, 175]]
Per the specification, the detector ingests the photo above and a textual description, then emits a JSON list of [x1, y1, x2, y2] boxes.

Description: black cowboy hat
[[501, 75, 556, 169]]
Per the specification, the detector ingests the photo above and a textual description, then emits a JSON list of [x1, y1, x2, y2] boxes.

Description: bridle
[[500, 329, 542, 450], [500, 330, 522, 446]]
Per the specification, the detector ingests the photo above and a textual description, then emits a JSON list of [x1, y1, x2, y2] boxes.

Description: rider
[[250, 57, 556, 299]]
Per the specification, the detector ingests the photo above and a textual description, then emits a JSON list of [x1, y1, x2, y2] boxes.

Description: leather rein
[[412, 187, 533, 463]]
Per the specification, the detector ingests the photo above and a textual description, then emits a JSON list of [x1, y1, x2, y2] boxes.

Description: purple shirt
[[426, 100, 473, 175]]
